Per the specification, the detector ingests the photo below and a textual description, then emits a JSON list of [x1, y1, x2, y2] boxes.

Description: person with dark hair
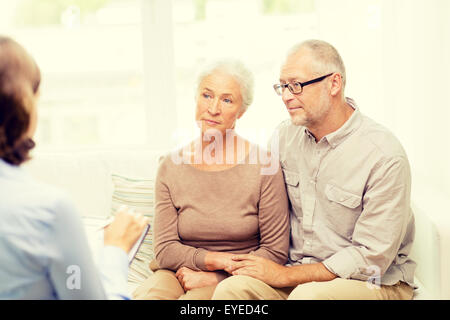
[[0, 36, 149, 299], [0, 36, 40, 165]]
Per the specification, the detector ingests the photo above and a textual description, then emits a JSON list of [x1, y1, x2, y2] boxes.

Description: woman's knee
[[212, 275, 253, 299], [213, 275, 287, 300], [133, 269, 184, 300]]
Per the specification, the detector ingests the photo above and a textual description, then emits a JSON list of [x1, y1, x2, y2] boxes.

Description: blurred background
[[0, 0, 449, 204]]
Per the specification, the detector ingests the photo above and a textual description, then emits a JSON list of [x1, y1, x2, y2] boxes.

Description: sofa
[[23, 147, 450, 299]]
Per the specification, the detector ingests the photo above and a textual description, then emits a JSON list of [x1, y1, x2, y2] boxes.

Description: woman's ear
[[237, 107, 246, 119], [26, 98, 38, 139]]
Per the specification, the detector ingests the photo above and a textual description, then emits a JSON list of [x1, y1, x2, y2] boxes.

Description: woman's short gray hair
[[195, 59, 255, 112]]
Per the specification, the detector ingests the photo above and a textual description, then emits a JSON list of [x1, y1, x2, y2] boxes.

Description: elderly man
[[212, 39, 416, 300]]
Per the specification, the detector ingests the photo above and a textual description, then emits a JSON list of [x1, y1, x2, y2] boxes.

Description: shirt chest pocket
[[282, 169, 301, 200], [325, 184, 361, 209], [324, 183, 362, 238]]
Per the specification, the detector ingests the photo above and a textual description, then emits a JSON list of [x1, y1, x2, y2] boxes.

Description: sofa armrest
[[411, 183, 450, 299]]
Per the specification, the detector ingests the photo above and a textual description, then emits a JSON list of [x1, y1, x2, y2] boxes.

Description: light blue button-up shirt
[[0, 159, 130, 299]]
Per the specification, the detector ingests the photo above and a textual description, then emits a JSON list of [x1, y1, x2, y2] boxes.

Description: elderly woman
[[0, 36, 148, 299], [133, 60, 290, 300]]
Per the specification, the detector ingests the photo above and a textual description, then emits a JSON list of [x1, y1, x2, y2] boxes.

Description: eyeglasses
[[273, 73, 334, 96]]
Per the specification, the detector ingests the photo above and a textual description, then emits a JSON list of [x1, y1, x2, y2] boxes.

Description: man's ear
[[330, 73, 343, 97]]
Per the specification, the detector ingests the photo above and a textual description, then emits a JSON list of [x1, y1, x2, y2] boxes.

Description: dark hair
[[0, 36, 40, 165]]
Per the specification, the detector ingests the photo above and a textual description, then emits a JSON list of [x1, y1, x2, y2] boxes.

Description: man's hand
[[175, 267, 228, 291], [226, 254, 290, 288], [227, 255, 337, 288]]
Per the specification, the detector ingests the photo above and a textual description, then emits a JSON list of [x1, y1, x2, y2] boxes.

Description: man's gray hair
[[195, 59, 255, 112], [288, 39, 346, 88]]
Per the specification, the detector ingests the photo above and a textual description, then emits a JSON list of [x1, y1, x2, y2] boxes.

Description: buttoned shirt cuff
[[97, 246, 130, 300], [322, 247, 362, 280]]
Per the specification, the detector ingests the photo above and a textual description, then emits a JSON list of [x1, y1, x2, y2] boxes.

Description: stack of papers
[[127, 231, 154, 285]]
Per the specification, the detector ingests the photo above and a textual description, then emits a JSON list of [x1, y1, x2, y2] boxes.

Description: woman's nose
[[208, 98, 221, 115]]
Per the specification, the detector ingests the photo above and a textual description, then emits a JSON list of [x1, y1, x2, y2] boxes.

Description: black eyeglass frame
[[273, 73, 334, 96]]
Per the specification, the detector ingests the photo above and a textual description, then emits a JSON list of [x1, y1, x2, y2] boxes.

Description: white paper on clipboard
[[84, 217, 150, 264]]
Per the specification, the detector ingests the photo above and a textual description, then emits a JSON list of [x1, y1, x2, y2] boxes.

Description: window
[[4, 0, 450, 202], [3, 0, 318, 149], [1, 0, 146, 148], [171, 0, 318, 147]]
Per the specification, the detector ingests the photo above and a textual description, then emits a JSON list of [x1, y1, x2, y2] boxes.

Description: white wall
[[315, 0, 450, 204], [381, 0, 450, 200]]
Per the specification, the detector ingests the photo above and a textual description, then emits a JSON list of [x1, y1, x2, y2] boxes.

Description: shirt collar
[[0, 158, 25, 179], [304, 97, 362, 148]]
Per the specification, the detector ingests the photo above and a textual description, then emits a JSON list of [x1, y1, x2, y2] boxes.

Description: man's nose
[[281, 86, 295, 102]]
